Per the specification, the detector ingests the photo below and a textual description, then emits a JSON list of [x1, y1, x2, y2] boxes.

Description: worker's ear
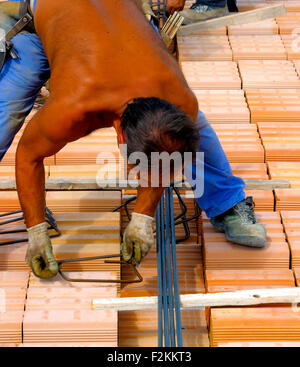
[[117, 130, 126, 146], [113, 119, 126, 146]]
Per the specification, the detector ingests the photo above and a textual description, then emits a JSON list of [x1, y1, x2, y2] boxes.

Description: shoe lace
[[234, 197, 257, 224]]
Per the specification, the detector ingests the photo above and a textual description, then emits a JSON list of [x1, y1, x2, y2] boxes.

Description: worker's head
[[120, 97, 199, 185], [121, 97, 199, 155]]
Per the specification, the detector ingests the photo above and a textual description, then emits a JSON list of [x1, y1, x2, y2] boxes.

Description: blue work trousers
[[0, 33, 50, 161]]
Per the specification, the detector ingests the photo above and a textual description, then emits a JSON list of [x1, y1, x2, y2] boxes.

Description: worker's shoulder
[[153, 65, 198, 120]]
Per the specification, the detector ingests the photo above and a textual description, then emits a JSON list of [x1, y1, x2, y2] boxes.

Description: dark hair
[[121, 97, 199, 159]]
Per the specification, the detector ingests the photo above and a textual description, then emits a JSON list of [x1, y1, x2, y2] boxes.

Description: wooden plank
[[0, 179, 290, 191], [178, 4, 286, 36], [243, 179, 290, 190], [93, 287, 300, 311]]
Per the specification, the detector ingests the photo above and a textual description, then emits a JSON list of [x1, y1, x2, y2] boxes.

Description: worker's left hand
[[121, 212, 154, 264], [166, 0, 186, 13], [26, 222, 59, 279], [140, 0, 156, 20]]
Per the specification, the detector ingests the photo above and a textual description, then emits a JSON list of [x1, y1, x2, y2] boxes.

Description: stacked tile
[[119, 309, 209, 347], [258, 122, 300, 161], [121, 244, 204, 298], [0, 165, 48, 182], [244, 190, 275, 211], [177, 36, 232, 61], [239, 60, 300, 88], [18, 342, 115, 347], [217, 342, 300, 347], [230, 35, 286, 60], [0, 271, 29, 344], [281, 35, 300, 59], [202, 212, 290, 269], [281, 211, 300, 268], [50, 212, 121, 274], [275, 189, 300, 210], [280, 1, 300, 12], [205, 269, 295, 293], [268, 162, 300, 187], [119, 243, 209, 347], [193, 90, 250, 124], [294, 267, 300, 285], [228, 19, 278, 35], [230, 163, 269, 180], [0, 166, 17, 180], [0, 207, 29, 270], [276, 13, 300, 34], [210, 307, 300, 346], [293, 59, 300, 76], [0, 192, 22, 212], [211, 124, 265, 163], [0, 210, 121, 273], [48, 164, 125, 182], [23, 273, 118, 345], [246, 89, 300, 123], [236, 0, 268, 11], [55, 128, 123, 166], [45, 191, 121, 212], [180, 61, 242, 89], [0, 312, 24, 345]]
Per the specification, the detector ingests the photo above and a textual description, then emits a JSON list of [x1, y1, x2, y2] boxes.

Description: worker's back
[[34, 0, 197, 119]]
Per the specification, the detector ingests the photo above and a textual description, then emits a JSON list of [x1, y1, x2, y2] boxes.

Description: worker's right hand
[[26, 222, 59, 279], [166, 0, 186, 14], [121, 212, 155, 264]]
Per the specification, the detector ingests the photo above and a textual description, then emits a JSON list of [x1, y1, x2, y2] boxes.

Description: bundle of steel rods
[[150, 0, 168, 25], [156, 187, 183, 347]]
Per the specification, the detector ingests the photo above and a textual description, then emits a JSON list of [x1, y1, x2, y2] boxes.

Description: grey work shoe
[[210, 197, 267, 248], [179, 4, 229, 24]]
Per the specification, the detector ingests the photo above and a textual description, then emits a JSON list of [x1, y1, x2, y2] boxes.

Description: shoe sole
[[210, 221, 225, 232], [225, 231, 267, 248]]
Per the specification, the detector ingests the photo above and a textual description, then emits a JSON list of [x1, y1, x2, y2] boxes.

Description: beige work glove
[[122, 212, 154, 264], [26, 222, 59, 279], [140, 0, 156, 21]]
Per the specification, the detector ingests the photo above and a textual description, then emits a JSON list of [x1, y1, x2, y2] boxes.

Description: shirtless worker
[[0, 0, 266, 279]]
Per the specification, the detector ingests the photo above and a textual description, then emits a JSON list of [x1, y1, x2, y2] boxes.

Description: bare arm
[[16, 100, 92, 278], [16, 101, 87, 227], [134, 186, 164, 217], [166, 0, 186, 13]]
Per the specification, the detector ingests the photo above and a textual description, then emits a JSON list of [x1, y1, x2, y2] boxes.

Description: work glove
[[121, 212, 154, 264], [140, 0, 156, 21], [26, 222, 59, 279]]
